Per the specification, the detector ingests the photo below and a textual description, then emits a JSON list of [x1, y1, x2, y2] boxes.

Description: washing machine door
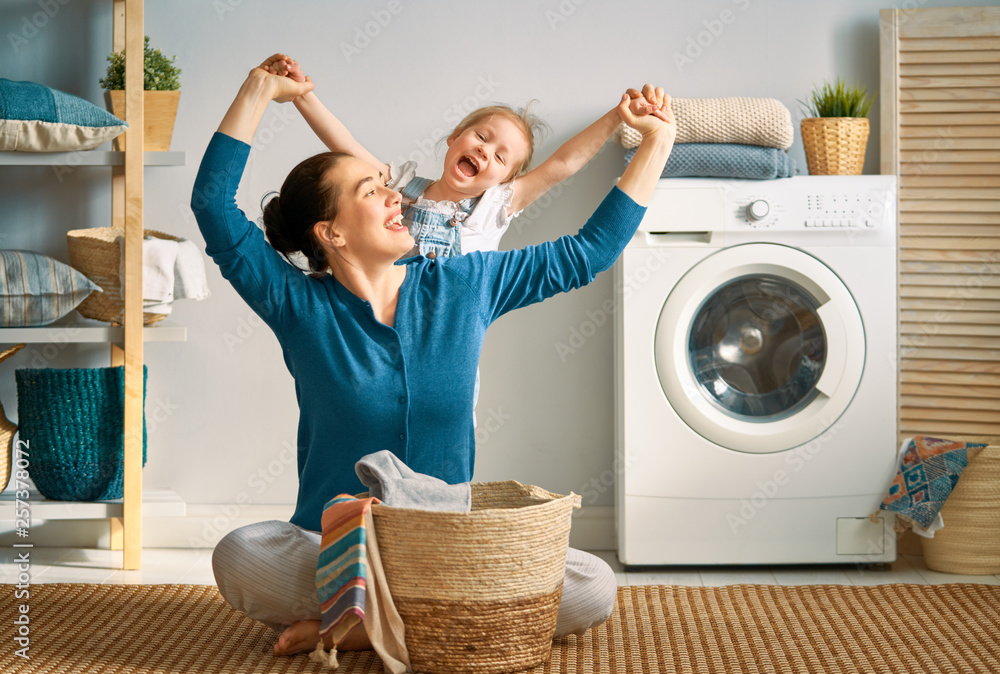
[[654, 243, 865, 453]]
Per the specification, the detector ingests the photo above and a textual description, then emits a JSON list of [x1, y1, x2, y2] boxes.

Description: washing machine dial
[[747, 199, 771, 222]]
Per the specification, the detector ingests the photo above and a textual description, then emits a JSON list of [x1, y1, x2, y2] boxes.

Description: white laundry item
[[173, 238, 210, 301], [117, 234, 178, 303], [142, 299, 173, 315], [116, 235, 210, 315]]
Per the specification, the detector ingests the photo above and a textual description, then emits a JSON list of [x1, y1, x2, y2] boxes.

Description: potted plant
[[799, 78, 874, 175], [99, 35, 181, 151]]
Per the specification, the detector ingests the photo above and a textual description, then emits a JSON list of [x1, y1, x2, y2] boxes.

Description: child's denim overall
[[400, 177, 482, 259]]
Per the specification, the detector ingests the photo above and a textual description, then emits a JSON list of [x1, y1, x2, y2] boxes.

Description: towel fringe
[[309, 640, 339, 670]]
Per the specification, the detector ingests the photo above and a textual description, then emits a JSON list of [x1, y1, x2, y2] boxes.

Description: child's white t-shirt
[[388, 161, 524, 253]]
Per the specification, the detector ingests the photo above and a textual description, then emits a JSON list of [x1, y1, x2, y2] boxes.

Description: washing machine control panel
[[727, 176, 895, 234], [638, 175, 896, 245]]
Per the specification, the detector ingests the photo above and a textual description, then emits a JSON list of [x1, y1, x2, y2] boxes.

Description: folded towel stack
[[617, 97, 796, 180], [116, 235, 210, 315]]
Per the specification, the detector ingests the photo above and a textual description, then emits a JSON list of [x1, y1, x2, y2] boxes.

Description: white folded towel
[[141, 236, 179, 304], [173, 238, 210, 301], [117, 234, 210, 315]]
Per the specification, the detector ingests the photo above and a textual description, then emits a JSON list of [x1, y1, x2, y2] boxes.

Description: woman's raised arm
[[614, 85, 675, 206], [217, 56, 315, 143]]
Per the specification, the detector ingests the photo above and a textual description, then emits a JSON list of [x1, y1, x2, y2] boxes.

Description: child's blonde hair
[[450, 102, 548, 180]]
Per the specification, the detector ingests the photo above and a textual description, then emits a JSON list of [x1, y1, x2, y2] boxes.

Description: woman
[[194, 59, 675, 656]]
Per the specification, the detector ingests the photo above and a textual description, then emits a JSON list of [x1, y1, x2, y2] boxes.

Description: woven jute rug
[[3, 583, 998, 673]]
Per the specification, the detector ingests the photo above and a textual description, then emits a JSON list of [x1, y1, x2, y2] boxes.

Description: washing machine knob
[[747, 199, 770, 222]]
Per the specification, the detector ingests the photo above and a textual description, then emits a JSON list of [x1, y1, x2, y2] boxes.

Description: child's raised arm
[[262, 54, 389, 176], [509, 89, 666, 214]]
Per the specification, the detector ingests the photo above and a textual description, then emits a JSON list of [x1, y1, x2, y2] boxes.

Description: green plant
[[799, 78, 874, 119], [99, 35, 181, 91]]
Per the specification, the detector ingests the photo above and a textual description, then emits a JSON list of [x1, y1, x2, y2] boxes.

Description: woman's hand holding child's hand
[[251, 53, 311, 103], [619, 84, 675, 142], [261, 53, 307, 83]]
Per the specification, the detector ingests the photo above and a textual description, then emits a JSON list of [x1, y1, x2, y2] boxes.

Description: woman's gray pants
[[212, 520, 617, 639]]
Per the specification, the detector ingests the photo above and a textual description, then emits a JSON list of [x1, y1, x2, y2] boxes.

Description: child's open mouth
[[457, 156, 479, 177]]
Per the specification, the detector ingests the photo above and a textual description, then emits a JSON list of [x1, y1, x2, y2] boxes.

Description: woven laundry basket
[[800, 117, 869, 175], [67, 227, 180, 325], [921, 445, 1000, 575], [370, 480, 581, 674]]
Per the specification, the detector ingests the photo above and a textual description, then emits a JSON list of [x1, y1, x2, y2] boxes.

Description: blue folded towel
[[625, 142, 795, 180]]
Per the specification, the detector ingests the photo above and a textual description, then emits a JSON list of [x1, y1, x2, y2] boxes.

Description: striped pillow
[[0, 79, 128, 152], [0, 250, 101, 327]]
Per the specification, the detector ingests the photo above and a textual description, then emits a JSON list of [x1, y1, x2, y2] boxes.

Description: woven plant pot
[[800, 117, 869, 175], [15, 366, 147, 501], [67, 227, 179, 325], [921, 445, 1000, 575], [370, 481, 581, 674]]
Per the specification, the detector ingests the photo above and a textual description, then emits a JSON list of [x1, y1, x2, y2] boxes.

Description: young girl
[[263, 54, 664, 259]]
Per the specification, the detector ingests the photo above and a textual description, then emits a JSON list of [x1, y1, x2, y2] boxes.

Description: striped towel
[[311, 493, 381, 669]]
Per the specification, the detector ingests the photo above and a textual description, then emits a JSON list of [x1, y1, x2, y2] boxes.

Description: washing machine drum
[[655, 244, 866, 454]]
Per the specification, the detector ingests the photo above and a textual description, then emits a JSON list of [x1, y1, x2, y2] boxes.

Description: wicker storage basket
[[14, 366, 147, 501], [370, 480, 581, 674], [66, 227, 180, 325], [0, 344, 26, 493], [921, 445, 1000, 575], [800, 117, 870, 175]]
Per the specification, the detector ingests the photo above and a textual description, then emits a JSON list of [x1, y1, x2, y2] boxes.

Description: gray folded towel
[[356, 450, 471, 512]]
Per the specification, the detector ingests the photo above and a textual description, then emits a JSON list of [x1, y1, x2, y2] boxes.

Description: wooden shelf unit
[[0, 0, 176, 569]]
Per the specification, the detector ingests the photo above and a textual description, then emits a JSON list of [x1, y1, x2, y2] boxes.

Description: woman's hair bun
[[261, 191, 296, 254]]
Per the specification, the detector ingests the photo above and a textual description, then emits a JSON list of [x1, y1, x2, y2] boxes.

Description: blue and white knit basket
[[15, 366, 147, 501]]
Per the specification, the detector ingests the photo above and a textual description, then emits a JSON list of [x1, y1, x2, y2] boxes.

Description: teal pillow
[[0, 250, 102, 326], [0, 79, 127, 152]]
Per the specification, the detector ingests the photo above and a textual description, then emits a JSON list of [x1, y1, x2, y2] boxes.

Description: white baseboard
[[0, 504, 617, 551]]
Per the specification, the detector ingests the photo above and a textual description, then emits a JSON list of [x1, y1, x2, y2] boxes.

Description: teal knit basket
[[15, 366, 147, 501]]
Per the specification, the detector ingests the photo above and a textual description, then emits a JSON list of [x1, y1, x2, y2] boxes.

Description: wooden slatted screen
[[881, 6, 1000, 445]]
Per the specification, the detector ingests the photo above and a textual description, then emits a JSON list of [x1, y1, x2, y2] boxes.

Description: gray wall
[[1, 0, 991, 512]]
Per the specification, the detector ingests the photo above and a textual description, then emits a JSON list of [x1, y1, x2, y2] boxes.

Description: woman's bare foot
[[274, 619, 321, 656], [273, 620, 373, 656]]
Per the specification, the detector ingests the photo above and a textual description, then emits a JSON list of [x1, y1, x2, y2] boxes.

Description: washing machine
[[614, 175, 898, 566]]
